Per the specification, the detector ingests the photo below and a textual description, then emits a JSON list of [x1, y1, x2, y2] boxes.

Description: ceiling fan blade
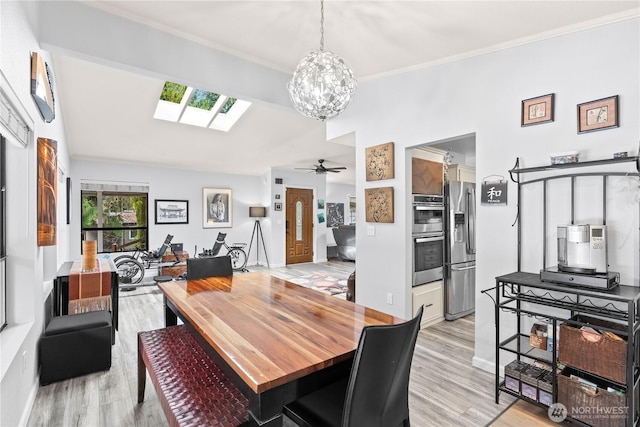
[[326, 167, 347, 171]]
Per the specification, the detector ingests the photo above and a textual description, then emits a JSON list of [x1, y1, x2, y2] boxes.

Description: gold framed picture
[[521, 93, 554, 126], [577, 95, 619, 134], [365, 187, 394, 223], [365, 142, 394, 181]]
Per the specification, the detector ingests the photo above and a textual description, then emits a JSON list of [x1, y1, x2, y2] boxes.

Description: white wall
[[327, 18, 639, 375], [0, 2, 72, 425], [71, 160, 268, 263]]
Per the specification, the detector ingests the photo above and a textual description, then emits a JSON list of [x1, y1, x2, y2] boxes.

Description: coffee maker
[[557, 224, 607, 274]]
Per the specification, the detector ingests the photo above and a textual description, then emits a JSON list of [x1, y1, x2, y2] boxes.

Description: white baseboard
[[472, 355, 505, 377], [19, 376, 39, 427]]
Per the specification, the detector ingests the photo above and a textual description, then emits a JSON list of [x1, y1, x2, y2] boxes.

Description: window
[[81, 185, 148, 253], [0, 136, 5, 332], [153, 81, 251, 132], [348, 195, 356, 225]]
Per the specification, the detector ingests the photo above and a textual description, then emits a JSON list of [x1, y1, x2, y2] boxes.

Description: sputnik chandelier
[[287, 0, 357, 121]]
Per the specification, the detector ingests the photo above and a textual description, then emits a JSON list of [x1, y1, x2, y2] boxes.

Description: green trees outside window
[[81, 191, 148, 253]]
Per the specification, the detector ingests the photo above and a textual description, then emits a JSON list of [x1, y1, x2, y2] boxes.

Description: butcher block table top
[[159, 271, 403, 394]]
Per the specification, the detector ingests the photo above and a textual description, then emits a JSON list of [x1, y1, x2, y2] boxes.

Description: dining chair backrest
[[342, 305, 423, 426], [186, 255, 233, 280]]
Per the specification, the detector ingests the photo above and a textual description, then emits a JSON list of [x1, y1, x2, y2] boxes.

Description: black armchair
[[332, 225, 355, 261], [284, 306, 423, 426]]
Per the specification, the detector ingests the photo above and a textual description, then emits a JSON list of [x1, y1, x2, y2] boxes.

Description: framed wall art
[[521, 93, 554, 126], [37, 137, 57, 246], [326, 202, 344, 227], [366, 142, 394, 181], [365, 187, 394, 223], [577, 95, 619, 134], [31, 52, 55, 123], [203, 188, 232, 228], [155, 199, 188, 224], [66, 177, 72, 225]]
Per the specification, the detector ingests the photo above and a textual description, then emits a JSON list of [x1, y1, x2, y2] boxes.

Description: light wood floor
[[27, 260, 551, 427]]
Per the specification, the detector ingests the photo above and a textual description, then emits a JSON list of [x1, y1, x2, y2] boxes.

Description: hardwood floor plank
[[27, 260, 548, 426]]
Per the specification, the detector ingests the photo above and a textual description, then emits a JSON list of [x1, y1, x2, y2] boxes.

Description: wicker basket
[[559, 316, 627, 384], [558, 370, 626, 427]]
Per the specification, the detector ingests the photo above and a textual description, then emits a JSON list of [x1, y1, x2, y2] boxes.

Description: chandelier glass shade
[[287, 2, 357, 121], [287, 49, 356, 121]]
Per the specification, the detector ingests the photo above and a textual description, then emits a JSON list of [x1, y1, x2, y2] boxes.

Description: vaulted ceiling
[[49, 1, 639, 185]]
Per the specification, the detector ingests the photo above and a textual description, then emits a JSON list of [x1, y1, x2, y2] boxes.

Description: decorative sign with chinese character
[[481, 181, 507, 206]]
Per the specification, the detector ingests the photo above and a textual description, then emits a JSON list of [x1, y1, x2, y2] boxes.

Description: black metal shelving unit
[[484, 155, 640, 426]]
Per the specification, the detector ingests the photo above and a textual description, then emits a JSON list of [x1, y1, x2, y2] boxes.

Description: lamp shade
[[249, 206, 266, 218]]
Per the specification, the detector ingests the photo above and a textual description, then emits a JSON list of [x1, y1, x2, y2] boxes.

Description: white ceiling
[[53, 1, 639, 185]]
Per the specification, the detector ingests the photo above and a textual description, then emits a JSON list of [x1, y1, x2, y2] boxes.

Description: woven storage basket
[[558, 370, 626, 427], [559, 316, 627, 384]]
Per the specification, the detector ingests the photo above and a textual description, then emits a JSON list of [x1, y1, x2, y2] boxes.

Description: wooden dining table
[[159, 271, 404, 426]]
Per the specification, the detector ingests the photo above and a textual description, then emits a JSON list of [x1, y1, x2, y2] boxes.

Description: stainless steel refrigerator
[[444, 180, 476, 320]]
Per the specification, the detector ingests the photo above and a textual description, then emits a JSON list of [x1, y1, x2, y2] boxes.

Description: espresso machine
[[557, 224, 607, 274], [541, 224, 619, 289]]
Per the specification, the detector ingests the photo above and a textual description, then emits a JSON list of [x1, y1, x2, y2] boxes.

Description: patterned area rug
[[287, 273, 348, 298]]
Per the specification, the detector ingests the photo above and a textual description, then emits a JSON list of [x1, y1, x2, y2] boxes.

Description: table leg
[[164, 296, 177, 327]]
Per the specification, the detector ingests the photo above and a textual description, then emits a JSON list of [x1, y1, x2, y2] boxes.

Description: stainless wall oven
[[412, 233, 444, 286], [412, 194, 444, 235]]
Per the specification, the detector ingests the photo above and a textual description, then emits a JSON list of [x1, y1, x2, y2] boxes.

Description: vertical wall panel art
[[37, 137, 57, 246]]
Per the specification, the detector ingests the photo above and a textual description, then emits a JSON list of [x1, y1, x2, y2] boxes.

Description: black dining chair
[[283, 305, 423, 427], [186, 255, 233, 279]]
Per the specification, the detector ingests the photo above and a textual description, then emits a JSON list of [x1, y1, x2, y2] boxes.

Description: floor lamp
[[247, 206, 270, 268]]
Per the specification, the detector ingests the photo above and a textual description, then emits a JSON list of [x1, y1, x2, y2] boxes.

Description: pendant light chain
[[286, 0, 357, 121], [319, 0, 325, 51]]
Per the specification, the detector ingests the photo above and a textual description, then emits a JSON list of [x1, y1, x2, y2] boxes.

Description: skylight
[[153, 81, 250, 132]]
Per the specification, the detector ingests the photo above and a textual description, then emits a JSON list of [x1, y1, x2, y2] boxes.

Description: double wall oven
[[412, 194, 444, 286]]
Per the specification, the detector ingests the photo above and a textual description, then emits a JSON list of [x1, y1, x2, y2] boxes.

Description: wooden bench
[[138, 325, 251, 427]]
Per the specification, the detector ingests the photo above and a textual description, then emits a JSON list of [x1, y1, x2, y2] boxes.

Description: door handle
[[465, 189, 476, 255], [451, 265, 476, 272]]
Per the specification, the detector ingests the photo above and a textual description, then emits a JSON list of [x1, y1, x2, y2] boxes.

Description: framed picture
[[66, 177, 71, 225], [203, 188, 232, 228], [155, 199, 189, 224], [366, 142, 394, 181], [326, 202, 344, 227], [365, 187, 394, 223], [31, 52, 55, 123], [577, 95, 619, 134], [521, 94, 554, 126]]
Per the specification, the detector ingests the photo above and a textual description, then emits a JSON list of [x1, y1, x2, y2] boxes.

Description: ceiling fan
[[295, 159, 346, 174]]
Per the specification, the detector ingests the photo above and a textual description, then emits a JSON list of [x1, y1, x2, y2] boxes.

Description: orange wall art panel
[[37, 137, 57, 246]]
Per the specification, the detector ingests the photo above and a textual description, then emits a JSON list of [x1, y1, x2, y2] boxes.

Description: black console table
[[54, 259, 119, 333]]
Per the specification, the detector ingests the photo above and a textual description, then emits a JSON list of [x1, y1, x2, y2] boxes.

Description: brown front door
[[286, 188, 313, 265]]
